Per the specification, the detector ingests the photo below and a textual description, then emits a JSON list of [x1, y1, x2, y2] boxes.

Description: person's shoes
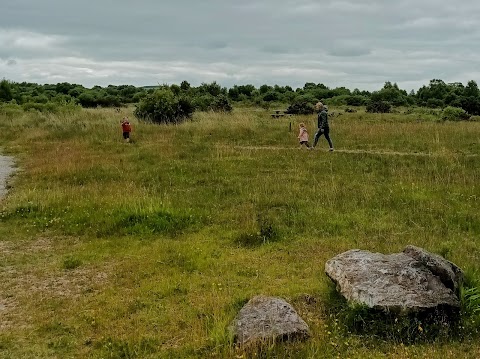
[[329, 148, 334, 152]]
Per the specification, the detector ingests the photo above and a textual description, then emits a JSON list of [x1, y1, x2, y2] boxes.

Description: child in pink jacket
[[297, 122, 312, 149]]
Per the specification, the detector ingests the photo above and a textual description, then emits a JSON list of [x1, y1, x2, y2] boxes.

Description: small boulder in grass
[[230, 296, 310, 346]]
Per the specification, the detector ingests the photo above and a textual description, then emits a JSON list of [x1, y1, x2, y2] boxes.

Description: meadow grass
[[0, 106, 479, 358]]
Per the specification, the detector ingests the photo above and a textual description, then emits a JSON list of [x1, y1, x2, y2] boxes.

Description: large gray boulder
[[403, 245, 463, 295], [325, 247, 462, 313], [230, 296, 310, 346]]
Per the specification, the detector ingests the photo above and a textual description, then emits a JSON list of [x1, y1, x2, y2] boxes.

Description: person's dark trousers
[[300, 141, 311, 148], [313, 128, 333, 149]]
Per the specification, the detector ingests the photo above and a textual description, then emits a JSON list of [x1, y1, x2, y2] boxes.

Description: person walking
[[297, 122, 312, 149], [312, 102, 334, 151], [121, 117, 132, 143]]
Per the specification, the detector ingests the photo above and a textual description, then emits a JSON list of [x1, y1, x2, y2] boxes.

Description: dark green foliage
[[325, 284, 462, 344], [442, 106, 470, 121], [285, 101, 314, 115], [426, 98, 444, 108], [3, 77, 480, 113], [180, 80, 191, 91], [210, 94, 233, 112], [196, 81, 226, 97], [134, 88, 194, 124], [193, 93, 232, 112], [285, 96, 316, 115], [262, 91, 280, 102], [462, 287, 480, 315], [370, 82, 408, 106], [460, 96, 480, 115], [0, 79, 13, 102], [366, 100, 392, 113], [345, 95, 368, 106]]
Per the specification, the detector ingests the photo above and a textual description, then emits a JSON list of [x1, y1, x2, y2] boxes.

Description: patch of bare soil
[[0, 155, 15, 199], [1, 260, 110, 332]]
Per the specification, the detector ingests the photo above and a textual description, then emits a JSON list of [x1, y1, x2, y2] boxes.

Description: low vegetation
[[0, 105, 479, 358]]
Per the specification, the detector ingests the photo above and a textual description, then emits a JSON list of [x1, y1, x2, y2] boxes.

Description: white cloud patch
[[0, 29, 66, 50], [326, 1, 380, 13]]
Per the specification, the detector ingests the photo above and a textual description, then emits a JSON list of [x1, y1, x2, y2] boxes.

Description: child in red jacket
[[121, 117, 132, 143]]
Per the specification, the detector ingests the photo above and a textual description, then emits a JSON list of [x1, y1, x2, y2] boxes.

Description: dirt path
[[220, 145, 478, 158], [0, 155, 15, 199]]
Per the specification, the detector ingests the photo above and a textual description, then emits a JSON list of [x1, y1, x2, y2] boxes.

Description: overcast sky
[[1, 0, 479, 91]]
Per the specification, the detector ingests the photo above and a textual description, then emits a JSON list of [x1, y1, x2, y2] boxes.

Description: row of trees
[[1, 78, 480, 119]]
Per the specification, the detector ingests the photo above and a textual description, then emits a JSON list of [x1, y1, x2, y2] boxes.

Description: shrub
[[0, 102, 23, 118], [327, 95, 349, 106], [193, 94, 232, 112], [441, 106, 470, 121], [21, 101, 80, 114], [285, 101, 314, 115], [0, 79, 13, 102], [366, 100, 391, 113], [210, 94, 232, 112], [262, 91, 280, 102], [134, 88, 194, 124], [193, 94, 215, 111]]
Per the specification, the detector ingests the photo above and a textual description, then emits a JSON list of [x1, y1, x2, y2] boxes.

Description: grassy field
[[0, 106, 479, 358]]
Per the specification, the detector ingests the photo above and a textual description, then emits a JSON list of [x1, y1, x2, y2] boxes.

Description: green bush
[[210, 94, 232, 112], [193, 94, 232, 112], [0, 102, 23, 118], [327, 95, 349, 106], [134, 88, 194, 124], [442, 106, 470, 121], [285, 101, 314, 115], [286, 95, 317, 115], [0, 79, 13, 102], [346, 95, 368, 106], [366, 100, 392, 113]]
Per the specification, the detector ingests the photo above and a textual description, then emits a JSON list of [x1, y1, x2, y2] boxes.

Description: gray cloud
[[0, 0, 479, 90]]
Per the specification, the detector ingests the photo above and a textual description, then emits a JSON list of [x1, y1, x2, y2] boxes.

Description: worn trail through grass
[[219, 145, 479, 158]]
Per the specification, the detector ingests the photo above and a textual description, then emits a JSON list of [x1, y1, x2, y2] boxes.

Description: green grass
[[0, 106, 479, 358]]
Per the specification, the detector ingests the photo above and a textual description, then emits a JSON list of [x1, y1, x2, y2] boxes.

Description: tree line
[[1, 78, 480, 120]]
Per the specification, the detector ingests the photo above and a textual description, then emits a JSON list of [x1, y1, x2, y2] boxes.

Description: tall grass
[[0, 107, 479, 358]]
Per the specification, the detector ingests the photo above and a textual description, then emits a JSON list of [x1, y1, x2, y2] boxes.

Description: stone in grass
[[325, 247, 461, 314], [230, 296, 310, 346], [403, 245, 463, 296]]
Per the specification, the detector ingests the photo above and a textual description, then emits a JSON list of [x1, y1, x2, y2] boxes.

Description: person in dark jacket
[[312, 102, 334, 151]]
